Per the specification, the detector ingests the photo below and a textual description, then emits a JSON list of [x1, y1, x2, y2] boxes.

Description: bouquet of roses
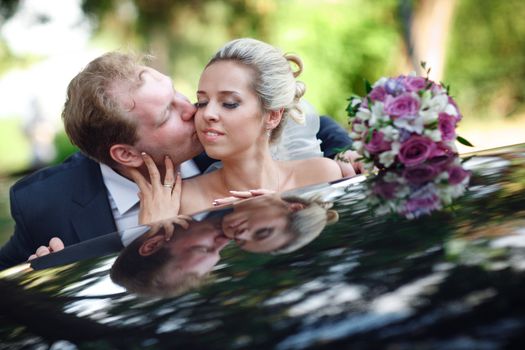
[[366, 155, 470, 219], [347, 64, 472, 171]]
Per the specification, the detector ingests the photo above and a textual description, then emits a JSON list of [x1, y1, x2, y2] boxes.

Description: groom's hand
[[27, 237, 65, 261]]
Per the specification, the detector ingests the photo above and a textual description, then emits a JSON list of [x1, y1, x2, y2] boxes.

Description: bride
[[129, 38, 349, 221]]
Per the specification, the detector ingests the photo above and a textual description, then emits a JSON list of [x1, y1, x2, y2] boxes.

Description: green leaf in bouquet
[[366, 128, 375, 143], [364, 79, 373, 94], [346, 96, 361, 118], [457, 135, 474, 147], [440, 81, 451, 95], [420, 61, 431, 78], [426, 120, 438, 128]]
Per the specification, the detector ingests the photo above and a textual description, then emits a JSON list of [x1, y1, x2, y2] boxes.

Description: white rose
[[424, 128, 442, 142]]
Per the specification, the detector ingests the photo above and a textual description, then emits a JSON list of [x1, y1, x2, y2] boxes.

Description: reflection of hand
[[335, 150, 365, 176], [126, 153, 182, 224], [27, 237, 64, 261], [212, 189, 276, 206], [149, 215, 192, 241]]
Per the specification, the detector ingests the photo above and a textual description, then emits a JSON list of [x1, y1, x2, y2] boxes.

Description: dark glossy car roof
[[1, 144, 525, 349]]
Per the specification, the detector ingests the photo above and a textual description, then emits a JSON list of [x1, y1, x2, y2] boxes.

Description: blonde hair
[[272, 197, 339, 254], [62, 52, 146, 166], [207, 38, 306, 142]]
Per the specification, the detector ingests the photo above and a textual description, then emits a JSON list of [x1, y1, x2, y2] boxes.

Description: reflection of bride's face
[[169, 220, 230, 275], [195, 60, 267, 159], [222, 197, 291, 253]]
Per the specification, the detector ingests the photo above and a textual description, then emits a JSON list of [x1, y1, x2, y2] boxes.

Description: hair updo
[[206, 38, 306, 143]]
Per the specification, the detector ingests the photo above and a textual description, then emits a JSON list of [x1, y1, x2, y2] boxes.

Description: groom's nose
[[176, 93, 197, 121]]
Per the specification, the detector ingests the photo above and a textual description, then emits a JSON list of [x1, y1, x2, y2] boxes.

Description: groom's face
[[123, 67, 203, 166]]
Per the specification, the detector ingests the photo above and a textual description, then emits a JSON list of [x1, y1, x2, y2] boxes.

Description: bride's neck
[[219, 151, 280, 192]]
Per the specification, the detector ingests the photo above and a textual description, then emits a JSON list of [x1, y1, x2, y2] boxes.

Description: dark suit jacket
[[0, 116, 351, 270]]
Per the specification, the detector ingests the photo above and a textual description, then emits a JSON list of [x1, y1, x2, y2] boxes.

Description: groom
[[0, 51, 352, 270]]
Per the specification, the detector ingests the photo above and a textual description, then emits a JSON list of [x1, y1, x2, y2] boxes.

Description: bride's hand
[[126, 153, 182, 224], [212, 189, 276, 206], [335, 150, 365, 176]]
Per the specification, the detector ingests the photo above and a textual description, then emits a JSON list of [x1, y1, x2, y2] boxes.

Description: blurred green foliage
[[0, 118, 31, 174], [81, 0, 403, 124], [272, 0, 401, 123], [445, 0, 525, 120]]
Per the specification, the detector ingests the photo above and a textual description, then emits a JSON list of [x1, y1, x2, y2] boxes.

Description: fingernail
[[212, 200, 219, 206], [141, 152, 146, 156]]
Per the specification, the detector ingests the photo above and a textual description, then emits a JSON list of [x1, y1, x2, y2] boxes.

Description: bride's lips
[[222, 217, 247, 238], [200, 128, 225, 142]]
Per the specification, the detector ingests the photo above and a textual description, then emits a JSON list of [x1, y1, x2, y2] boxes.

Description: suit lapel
[[70, 155, 117, 242], [193, 152, 218, 173]]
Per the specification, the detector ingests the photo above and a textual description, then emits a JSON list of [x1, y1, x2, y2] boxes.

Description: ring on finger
[[163, 183, 174, 188]]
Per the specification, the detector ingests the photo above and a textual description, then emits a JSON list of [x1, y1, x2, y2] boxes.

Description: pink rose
[[403, 189, 441, 218], [430, 142, 455, 159], [448, 166, 470, 185], [369, 86, 387, 102], [364, 130, 391, 154], [428, 153, 455, 171], [398, 136, 436, 166], [403, 76, 427, 92], [384, 93, 420, 118], [438, 113, 457, 141], [373, 181, 398, 200], [403, 163, 439, 185]]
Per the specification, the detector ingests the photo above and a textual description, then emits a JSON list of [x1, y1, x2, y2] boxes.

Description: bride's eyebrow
[[218, 91, 241, 97], [195, 91, 241, 98]]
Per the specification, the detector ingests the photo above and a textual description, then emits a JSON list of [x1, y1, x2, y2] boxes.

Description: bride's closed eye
[[223, 102, 239, 109], [195, 101, 207, 108]]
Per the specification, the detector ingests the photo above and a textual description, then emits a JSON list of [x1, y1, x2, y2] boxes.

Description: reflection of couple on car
[[0, 38, 361, 270], [111, 194, 339, 296]]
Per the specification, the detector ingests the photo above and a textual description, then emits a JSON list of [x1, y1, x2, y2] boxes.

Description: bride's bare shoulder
[[289, 157, 342, 184]]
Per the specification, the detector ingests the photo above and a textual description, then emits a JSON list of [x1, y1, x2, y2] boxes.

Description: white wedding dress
[[270, 100, 323, 161]]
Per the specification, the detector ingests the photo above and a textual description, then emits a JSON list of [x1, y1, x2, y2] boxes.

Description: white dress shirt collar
[[99, 163, 139, 215]]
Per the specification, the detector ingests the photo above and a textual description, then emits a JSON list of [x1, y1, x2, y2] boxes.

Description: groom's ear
[[109, 144, 143, 167], [139, 235, 165, 256], [265, 108, 284, 129]]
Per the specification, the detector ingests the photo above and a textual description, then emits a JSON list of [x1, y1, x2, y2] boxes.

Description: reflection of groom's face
[[117, 66, 204, 167]]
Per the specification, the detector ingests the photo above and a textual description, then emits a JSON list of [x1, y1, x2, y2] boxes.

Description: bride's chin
[[203, 146, 230, 160]]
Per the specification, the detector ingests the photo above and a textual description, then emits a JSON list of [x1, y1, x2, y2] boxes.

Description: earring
[[266, 125, 272, 137]]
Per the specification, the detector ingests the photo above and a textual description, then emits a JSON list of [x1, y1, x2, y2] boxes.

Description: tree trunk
[[408, 0, 457, 81]]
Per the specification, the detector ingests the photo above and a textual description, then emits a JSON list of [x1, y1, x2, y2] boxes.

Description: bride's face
[[195, 60, 268, 159]]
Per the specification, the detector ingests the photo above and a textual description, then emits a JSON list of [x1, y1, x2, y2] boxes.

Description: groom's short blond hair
[[62, 52, 146, 166]]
